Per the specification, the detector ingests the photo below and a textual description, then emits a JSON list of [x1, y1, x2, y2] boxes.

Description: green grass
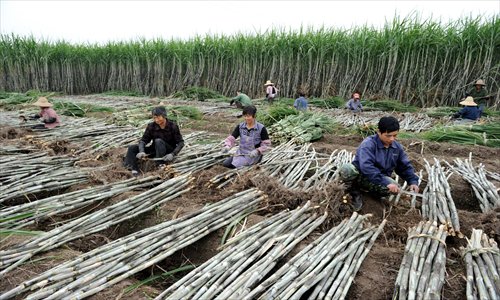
[[363, 99, 418, 112], [100, 90, 144, 97], [52, 101, 115, 117], [172, 87, 226, 101], [257, 104, 298, 127]]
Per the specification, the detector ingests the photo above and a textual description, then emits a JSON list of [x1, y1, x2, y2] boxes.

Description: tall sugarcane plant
[[1, 15, 498, 106]]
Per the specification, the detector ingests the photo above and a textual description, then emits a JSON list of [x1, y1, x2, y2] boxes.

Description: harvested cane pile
[[240, 212, 386, 300], [24, 117, 142, 154], [0, 152, 89, 204], [0, 188, 265, 299], [462, 229, 500, 300], [422, 158, 461, 237], [393, 220, 448, 300], [156, 201, 327, 299], [447, 154, 500, 212], [0, 176, 161, 229], [0, 174, 192, 277], [269, 112, 334, 144]]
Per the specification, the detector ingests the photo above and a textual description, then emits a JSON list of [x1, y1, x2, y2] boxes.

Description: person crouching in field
[[124, 106, 184, 177], [452, 96, 481, 124], [264, 80, 278, 104], [28, 97, 61, 130], [221, 105, 271, 168], [229, 90, 253, 108], [294, 91, 308, 111], [345, 92, 363, 113], [339, 116, 419, 211]]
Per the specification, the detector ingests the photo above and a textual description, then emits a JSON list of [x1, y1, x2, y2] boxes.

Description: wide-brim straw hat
[[475, 79, 486, 86], [459, 96, 477, 106], [264, 80, 274, 86], [33, 97, 53, 107]]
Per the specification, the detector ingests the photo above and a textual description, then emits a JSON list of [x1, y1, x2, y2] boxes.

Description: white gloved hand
[[136, 152, 147, 159], [163, 153, 175, 162], [249, 149, 260, 158]]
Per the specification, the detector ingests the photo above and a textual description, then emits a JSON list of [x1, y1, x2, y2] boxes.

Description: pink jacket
[[39, 107, 61, 129]]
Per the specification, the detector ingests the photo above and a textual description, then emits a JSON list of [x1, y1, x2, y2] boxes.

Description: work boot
[[350, 190, 363, 212], [131, 170, 139, 177]]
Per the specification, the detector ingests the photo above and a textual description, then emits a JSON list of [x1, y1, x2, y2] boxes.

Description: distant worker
[[25, 97, 61, 130], [229, 90, 252, 108], [346, 92, 363, 113], [124, 106, 184, 177], [293, 91, 308, 111], [452, 96, 481, 124], [264, 80, 278, 104], [466, 79, 489, 110], [221, 105, 271, 168], [339, 116, 419, 211]]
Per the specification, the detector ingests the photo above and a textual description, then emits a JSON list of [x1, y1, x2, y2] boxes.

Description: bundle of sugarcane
[[399, 113, 434, 132], [446, 153, 499, 212], [0, 145, 39, 154], [486, 170, 500, 182], [302, 149, 354, 192], [0, 188, 265, 299], [206, 167, 251, 189], [269, 112, 334, 144], [0, 176, 161, 229], [166, 139, 225, 175], [393, 220, 448, 300], [241, 212, 386, 300], [422, 158, 461, 236], [156, 201, 327, 299], [0, 153, 89, 204], [461, 229, 500, 300], [387, 170, 423, 208], [0, 174, 193, 276]]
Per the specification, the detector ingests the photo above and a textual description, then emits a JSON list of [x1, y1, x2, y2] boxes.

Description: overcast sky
[[1, 1, 499, 44]]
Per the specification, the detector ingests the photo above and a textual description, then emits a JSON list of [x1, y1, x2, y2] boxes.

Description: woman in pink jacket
[[30, 97, 61, 129]]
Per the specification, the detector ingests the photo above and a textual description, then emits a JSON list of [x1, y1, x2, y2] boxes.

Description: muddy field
[[0, 96, 499, 300]]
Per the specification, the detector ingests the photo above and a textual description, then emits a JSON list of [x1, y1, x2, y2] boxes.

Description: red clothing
[[39, 107, 61, 129]]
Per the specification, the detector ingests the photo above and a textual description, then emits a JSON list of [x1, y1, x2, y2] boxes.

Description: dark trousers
[[222, 157, 236, 169], [124, 139, 174, 171]]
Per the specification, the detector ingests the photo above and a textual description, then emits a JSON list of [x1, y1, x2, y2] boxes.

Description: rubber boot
[[350, 190, 363, 212]]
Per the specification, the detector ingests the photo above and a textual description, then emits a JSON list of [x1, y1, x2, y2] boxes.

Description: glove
[[249, 149, 260, 158], [163, 153, 175, 162], [221, 147, 230, 154], [136, 152, 147, 159]]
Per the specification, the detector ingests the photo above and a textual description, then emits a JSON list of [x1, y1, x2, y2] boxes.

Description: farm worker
[[221, 105, 271, 169], [124, 106, 184, 177], [452, 96, 481, 124], [339, 116, 419, 211], [293, 91, 308, 111], [466, 79, 489, 110], [345, 92, 363, 113], [229, 90, 252, 108], [264, 80, 278, 104], [29, 97, 61, 129]]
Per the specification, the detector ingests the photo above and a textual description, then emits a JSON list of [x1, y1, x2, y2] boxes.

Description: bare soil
[[1, 102, 499, 299]]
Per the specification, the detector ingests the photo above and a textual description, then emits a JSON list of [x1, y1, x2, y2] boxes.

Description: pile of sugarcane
[[446, 154, 500, 212], [238, 212, 385, 300], [269, 112, 334, 144], [462, 229, 500, 300], [398, 113, 433, 133], [332, 113, 379, 128], [422, 158, 461, 236], [0, 188, 265, 299], [0, 152, 89, 204], [0, 176, 161, 229], [25, 117, 142, 154], [393, 220, 448, 299], [0, 174, 192, 276], [388, 171, 423, 208], [302, 149, 354, 192], [156, 201, 327, 299], [0, 111, 26, 126]]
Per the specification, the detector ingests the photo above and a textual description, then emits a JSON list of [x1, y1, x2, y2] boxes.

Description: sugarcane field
[[1, 14, 500, 300]]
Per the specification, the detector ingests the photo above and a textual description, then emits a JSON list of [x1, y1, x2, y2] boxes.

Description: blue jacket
[[294, 97, 308, 111], [352, 134, 419, 186], [455, 106, 481, 120]]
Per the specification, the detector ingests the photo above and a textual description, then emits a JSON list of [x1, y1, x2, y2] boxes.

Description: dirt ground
[[1, 105, 499, 299]]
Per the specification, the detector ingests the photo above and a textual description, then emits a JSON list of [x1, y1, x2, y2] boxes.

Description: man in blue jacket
[[340, 116, 419, 211]]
